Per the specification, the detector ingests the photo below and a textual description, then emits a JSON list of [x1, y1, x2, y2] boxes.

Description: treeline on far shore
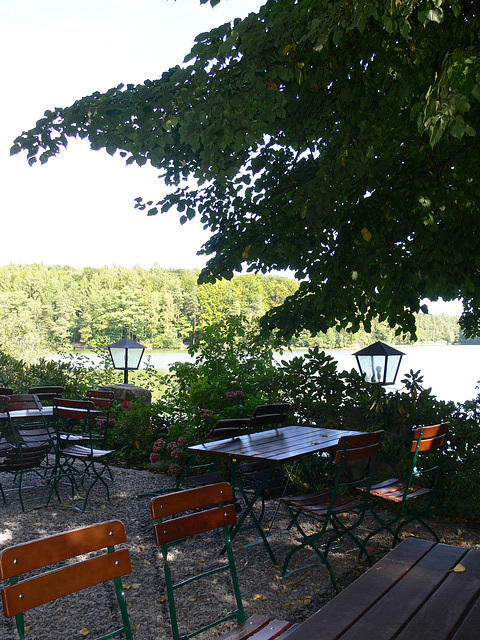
[[0, 263, 466, 362]]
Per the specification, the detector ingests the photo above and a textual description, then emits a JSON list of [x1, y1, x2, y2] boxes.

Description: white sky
[[0, 0, 263, 270]]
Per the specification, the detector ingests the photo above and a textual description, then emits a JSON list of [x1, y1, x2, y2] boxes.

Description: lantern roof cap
[[108, 338, 145, 350], [354, 341, 404, 357]]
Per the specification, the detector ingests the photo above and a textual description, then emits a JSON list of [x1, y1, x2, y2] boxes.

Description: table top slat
[[337, 543, 467, 640], [290, 538, 435, 640], [395, 547, 480, 640], [451, 586, 480, 640]]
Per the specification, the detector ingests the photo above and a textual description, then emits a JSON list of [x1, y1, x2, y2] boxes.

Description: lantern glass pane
[[126, 347, 145, 370], [385, 354, 402, 384], [109, 347, 128, 370], [357, 355, 386, 383]]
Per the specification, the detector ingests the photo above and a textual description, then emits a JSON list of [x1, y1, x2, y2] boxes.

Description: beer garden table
[[187, 425, 362, 565]]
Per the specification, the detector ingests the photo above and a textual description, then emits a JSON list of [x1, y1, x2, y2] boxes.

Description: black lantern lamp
[[354, 341, 404, 386], [108, 338, 146, 384]]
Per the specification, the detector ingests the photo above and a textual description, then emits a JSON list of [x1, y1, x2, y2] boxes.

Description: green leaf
[[425, 8, 443, 24]]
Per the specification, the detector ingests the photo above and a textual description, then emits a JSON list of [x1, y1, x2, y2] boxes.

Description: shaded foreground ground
[[0, 465, 479, 640]]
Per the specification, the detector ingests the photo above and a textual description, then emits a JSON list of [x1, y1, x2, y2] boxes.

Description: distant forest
[[0, 264, 465, 361]]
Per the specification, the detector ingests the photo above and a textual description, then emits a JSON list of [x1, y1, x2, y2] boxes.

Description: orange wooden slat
[[0, 520, 127, 578], [154, 504, 237, 545], [2, 549, 131, 617], [150, 481, 233, 518]]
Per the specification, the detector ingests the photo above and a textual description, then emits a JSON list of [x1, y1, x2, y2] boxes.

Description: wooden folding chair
[[237, 403, 292, 498], [150, 482, 299, 640], [281, 430, 384, 591], [0, 520, 133, 640], [246, 403, 291, 432], [360, 422, 449, 547], [53, 398, 116, 510], [0, 394, 61, 510]]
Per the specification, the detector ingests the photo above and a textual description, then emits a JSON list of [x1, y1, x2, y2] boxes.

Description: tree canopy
[[11, 0, 480, 339]]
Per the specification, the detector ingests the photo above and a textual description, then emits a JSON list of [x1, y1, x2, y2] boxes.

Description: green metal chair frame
[[0, 394, 62, 510], [281, 430, 384, 591], [53, 397, 116, 510], [150, 482, 295, 640], [0, 520, 133, 640], [360, 422, 449, 548]]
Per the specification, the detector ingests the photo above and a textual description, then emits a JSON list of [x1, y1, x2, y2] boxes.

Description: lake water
[[59, 344, 480, 404]]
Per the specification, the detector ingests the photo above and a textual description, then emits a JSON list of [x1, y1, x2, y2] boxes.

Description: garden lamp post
[[354, 341, 404, 386], [108, 338, 146, 384]]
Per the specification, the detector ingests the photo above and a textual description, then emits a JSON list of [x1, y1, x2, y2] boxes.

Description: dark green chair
[[150, 482, 298, 640], [359, 422, 449, 548], [281, 430, 384, 591], [53, 397, 116, 510], [0, 394, 60, 509]]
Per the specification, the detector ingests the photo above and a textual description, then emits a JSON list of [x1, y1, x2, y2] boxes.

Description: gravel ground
[[0, 464, 479, 640]]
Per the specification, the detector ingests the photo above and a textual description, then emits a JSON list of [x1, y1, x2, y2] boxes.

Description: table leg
[[228, 461, 278, 566]]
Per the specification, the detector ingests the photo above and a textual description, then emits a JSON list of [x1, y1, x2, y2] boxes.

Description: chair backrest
[[150, 483, 244, 640], [54, 397, 96, 418], [86, 389, 115, 409], [0, 388, 13, 396], [0, 520, 133, 640], [53, 398, 98, 448], [333, 430, 384, 490], [247, 403, 291, 430], [405, 422, 449, 494], [27, 386, 65, 405], [205, 417, 250, 442], [5, 394, 43, 412], [411, 422, 448, 453], [0, 441, 49, 474]]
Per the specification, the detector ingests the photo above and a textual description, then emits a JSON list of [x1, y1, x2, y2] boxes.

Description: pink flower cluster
[[149, 435, 188, 467], [152, 438, 166, 453], [225, 390, 245, 399], [167, 463, 181, 477]]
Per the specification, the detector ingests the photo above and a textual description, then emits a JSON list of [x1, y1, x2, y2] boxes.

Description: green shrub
[[162, 316, 281, 439], [106, 399, 172, 466]]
